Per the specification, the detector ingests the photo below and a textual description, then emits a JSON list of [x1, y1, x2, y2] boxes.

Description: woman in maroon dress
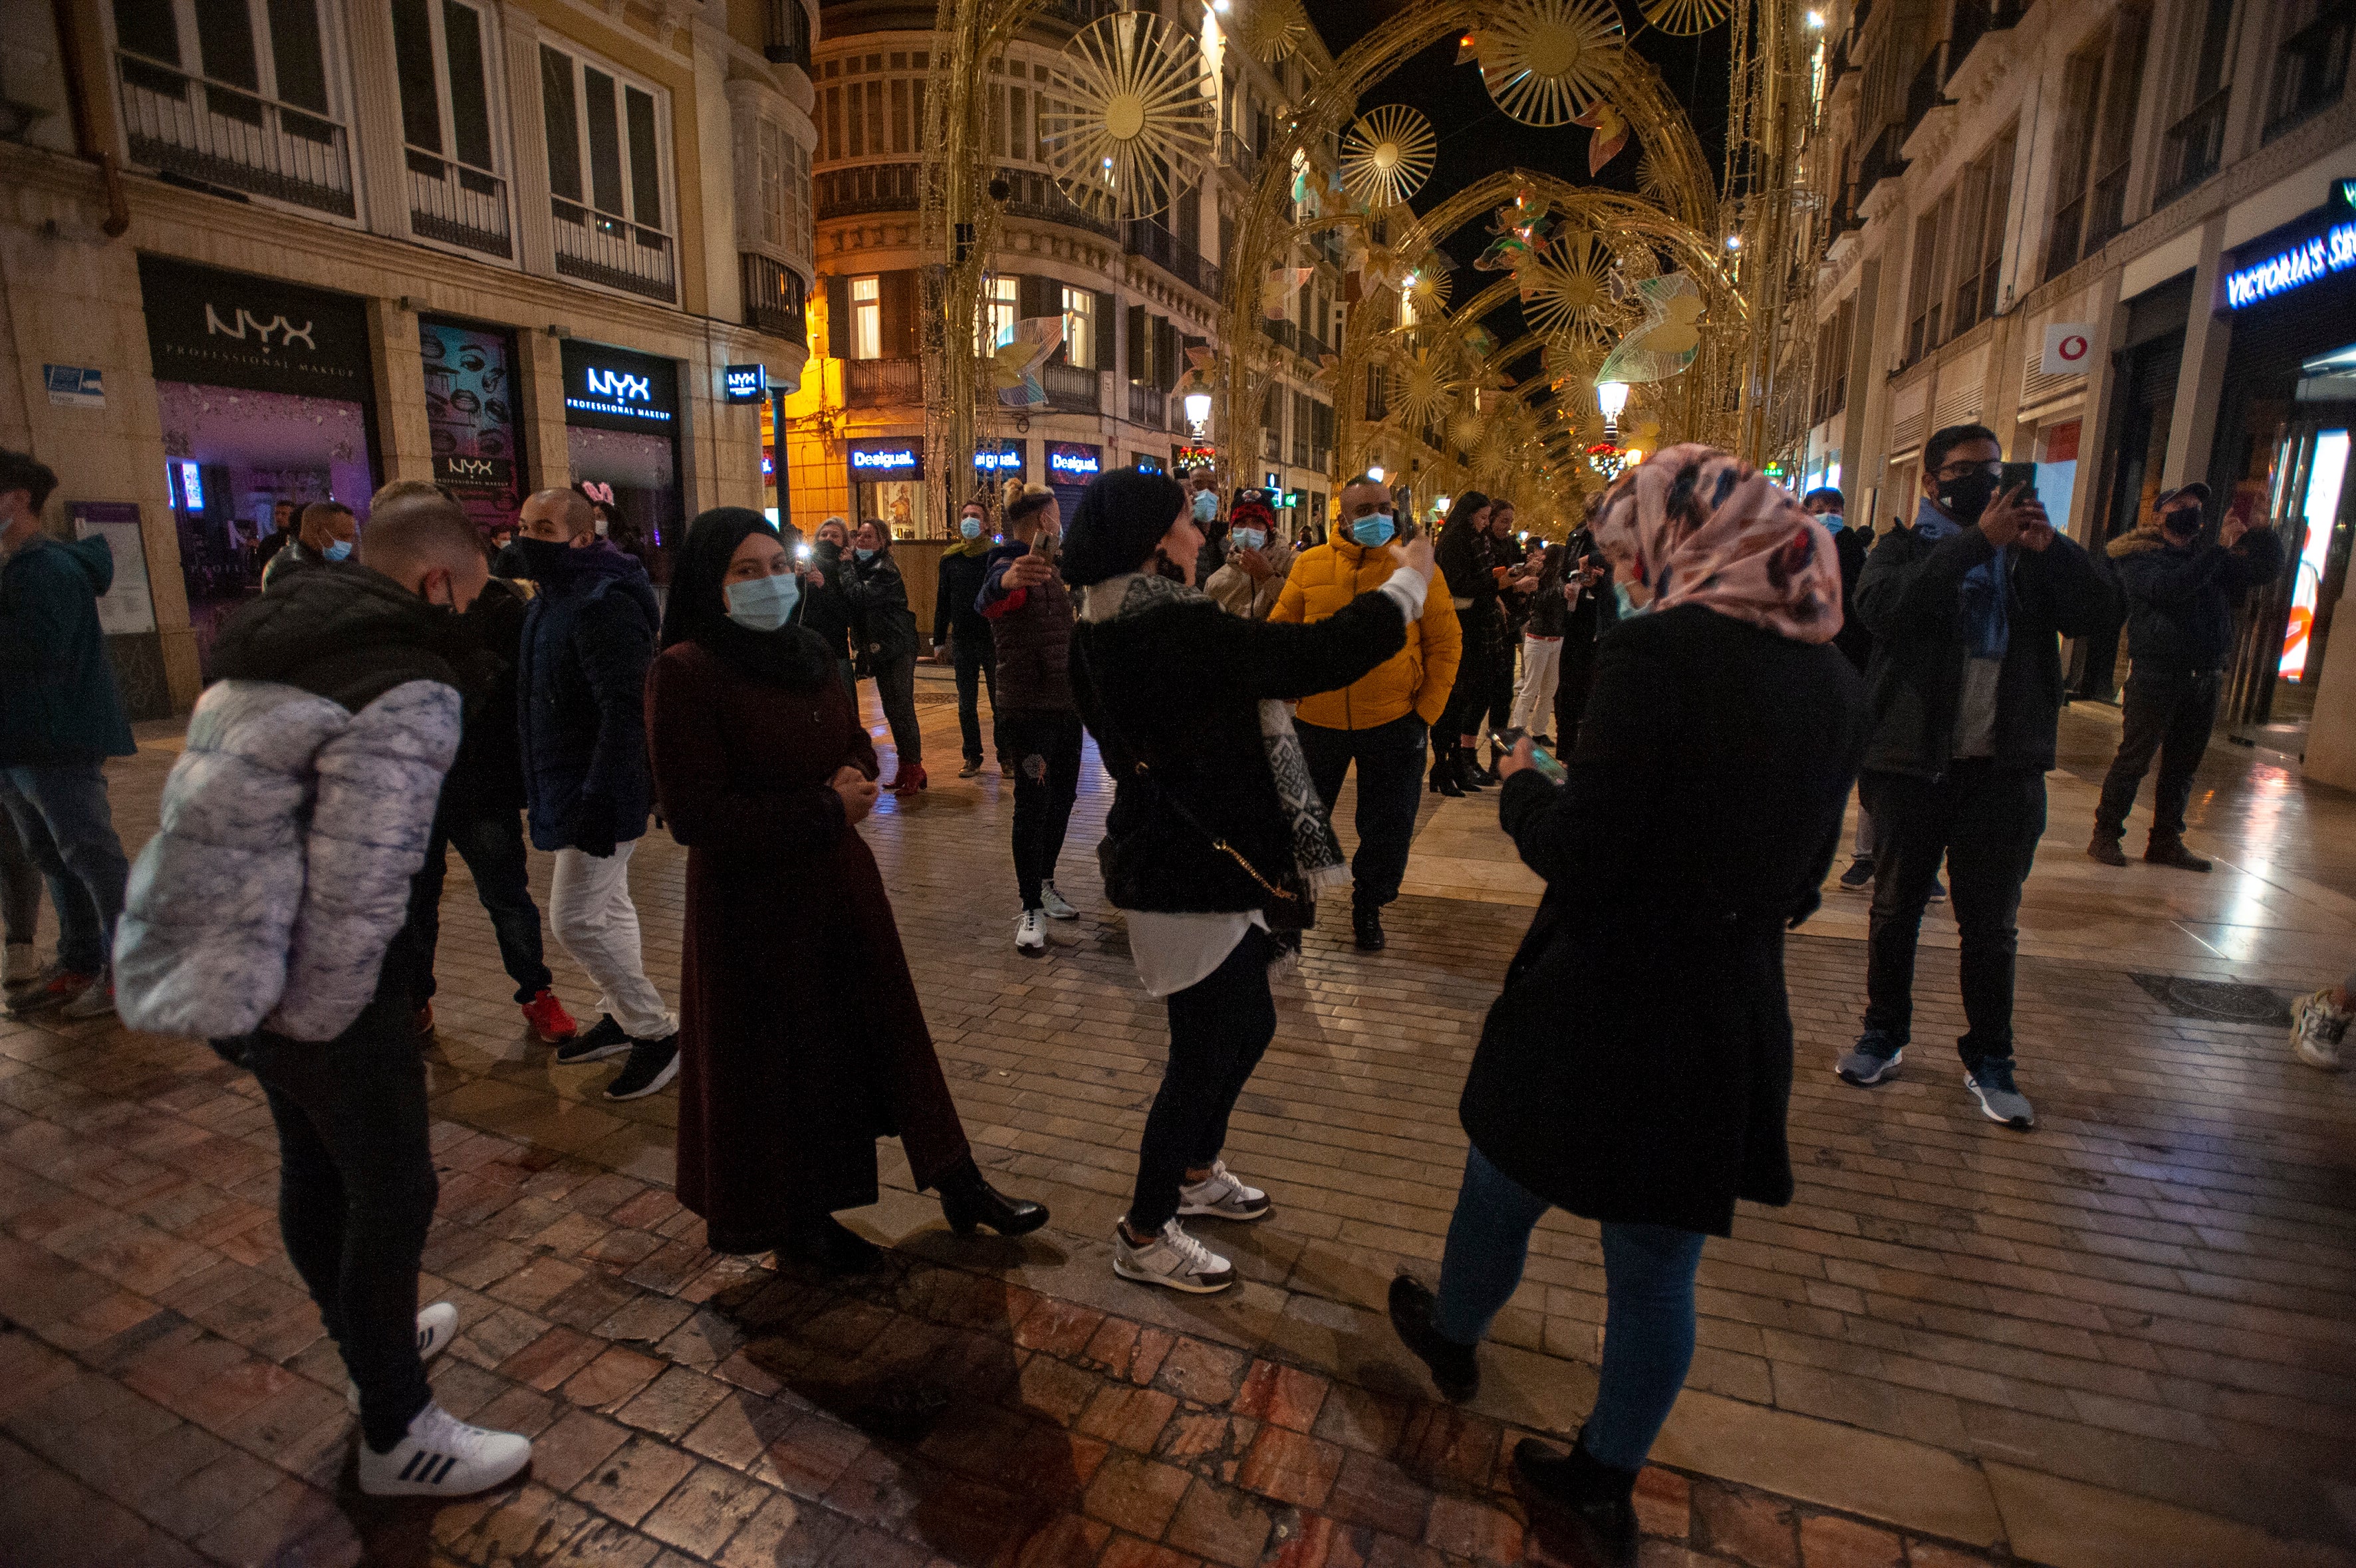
[[646, 508, 1047, 1271]]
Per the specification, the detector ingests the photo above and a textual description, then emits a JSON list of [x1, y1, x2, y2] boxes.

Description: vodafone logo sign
[[2041, 323, 2093, 376]]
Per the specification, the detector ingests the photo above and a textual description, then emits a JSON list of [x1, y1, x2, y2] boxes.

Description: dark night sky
[[1297, 0, 1732, 388]]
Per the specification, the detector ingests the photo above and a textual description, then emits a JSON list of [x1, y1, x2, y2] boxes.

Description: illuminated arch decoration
[[1476, 0, 1625, 128], [1235, 0, 1309, 64], [1037, 13, 1216, 224], [1340, 105, 1438, 208], [1642, 0, 1736, 37]]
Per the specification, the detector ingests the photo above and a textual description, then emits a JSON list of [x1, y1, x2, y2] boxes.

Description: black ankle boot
[[1428, 752, 1464, 797], [1352, 900, 1386, 952], [1456, 747, 1488, 790], [1510, 1432, 1640, 1568], [781, 1214, 884, 1274], [938, 1158, 1049, 1238], [1387, 1275, 1476, 1400]]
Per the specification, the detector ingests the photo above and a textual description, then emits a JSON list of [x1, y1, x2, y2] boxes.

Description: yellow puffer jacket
[[1270, 534, 1462, 729]]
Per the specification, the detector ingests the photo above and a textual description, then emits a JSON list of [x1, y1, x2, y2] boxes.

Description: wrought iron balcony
[[551, 198, 675, 302], [847, 356, 922, 406], [115, 50, 353, 216], [1128, 382, 1166, 428], [1218, 130, 1261, 182], [816, 162, 920, 219], [406, 149, 509, 259], [1122, 219, 1219, 297], [1259, 317, 1297, 352], [1042, 360, 1100, 414], [995, 166, 1117, 239], [2157, 88, 2230, 206], [741, 253, 809, 345]]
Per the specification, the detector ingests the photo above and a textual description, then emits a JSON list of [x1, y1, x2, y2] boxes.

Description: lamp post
[[1595, 380, 1630, 445], [1182, 390, 1212, 435]]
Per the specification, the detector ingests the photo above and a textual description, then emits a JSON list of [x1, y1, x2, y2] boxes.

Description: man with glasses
[[1834, 425, 2115, 1130], [2090, 482, 2279, 872], [1270, 475, 1461, 952]]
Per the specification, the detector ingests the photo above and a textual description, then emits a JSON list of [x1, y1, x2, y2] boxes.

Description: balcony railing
[[1857, 123, 1909, 202], [1218, 130, 1260, 182], [2157, 88, 2230, 205], [116, 51, 353, 216], [1042, 359, 1100, 413], [2264, 7, 2352, 143], [2083, 162, 2131, 253], [1128, 382, 1166, 428], [1904, 47, 1944, 136], [1122, 219, 1220, 297], [847, 356, 922, 406], [741, 253, 808, 345], [816, 161, 921, 218], [1297, 328, 1331, 363], [552, 198, 675, 301], [1259, 317, 1297, 352], [406, 149, 509, 259], [995, 166, 1117, 238]]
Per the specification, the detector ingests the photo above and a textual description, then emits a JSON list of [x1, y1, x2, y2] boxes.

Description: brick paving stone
[[1423, 1493, 1523, 1564], [1692, 1481, 1799, 1568], [1081, 1450, 1195, 1536], [1794, 1515, 1901, 1568], [575, 1432, 700, 1527], [1633, 1466, 1693, 1538], [1152, 1337, 1250, 1406], [1323, 1448, 1434, 1539], [1076, 1384, 1180, 1451], [1164, 1477, 1275, 1567], [1236, 1424, 1343, 1508], [638, 1462, 772, 1557]]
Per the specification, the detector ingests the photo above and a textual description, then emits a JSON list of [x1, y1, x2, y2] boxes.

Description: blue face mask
[[854, 547, 877, 562], [1231, 527, 1265, 553], [323, 539, 353, 562], [1192, 491, 1219, 523], [1613, 579, 1645, 619], [725, 572, 801, 631], [1350, 513, 1396, 547], [960, 516, 983, 540]]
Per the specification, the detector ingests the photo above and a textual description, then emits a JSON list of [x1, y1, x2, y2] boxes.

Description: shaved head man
[[519, 487, 597, 545], [361, 487, 489, 612]]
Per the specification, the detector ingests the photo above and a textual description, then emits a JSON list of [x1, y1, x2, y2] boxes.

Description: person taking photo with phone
[[981, 487, 1083, 950], [1833, 425, 2115, 1130]]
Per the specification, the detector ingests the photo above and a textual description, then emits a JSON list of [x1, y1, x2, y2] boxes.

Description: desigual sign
[[1046, 442, 1101, 477], [848, 438, 923, 476], [138, 256, 370, 402]]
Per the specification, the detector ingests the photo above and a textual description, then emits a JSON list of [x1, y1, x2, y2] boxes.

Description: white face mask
[[1231, 527, 1265, 553], [725, 572, 800, 630]]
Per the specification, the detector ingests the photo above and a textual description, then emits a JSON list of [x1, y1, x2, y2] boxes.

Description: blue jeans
[[1434, 1145, 1706, 1472], [0, 763, 130, 975], [1293, 714, 1428, 908]]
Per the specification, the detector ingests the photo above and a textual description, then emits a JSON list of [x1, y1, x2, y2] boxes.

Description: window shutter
[[1126, 305, 1148, 381], [884, 271, 920, 358], [1021, 274, 1052, 321], [826, 275, 850, 358], [1157, 319, 1181, 392]]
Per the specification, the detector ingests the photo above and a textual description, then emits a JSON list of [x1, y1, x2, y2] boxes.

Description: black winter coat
[[440, 580, 529, 816], [933, 547, 994, 650], [801, 544, 856, 664], [1073, 585, 1407, 914], [2109, 525, 2284, 682], [1460, 606, 1865, 1236], [518, 543, 660, 852], [1832, 524, 1873, 674], [843, 551, 921, 670], [981, 541, 1077, 713], [1854, 521, 2115, 778]]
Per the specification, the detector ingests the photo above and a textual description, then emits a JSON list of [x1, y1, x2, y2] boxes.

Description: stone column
[[516, 328, 571, 489], [342, 0, 409, 239], [502, 3, 557, 280], [368, 297, 434, 487], [2159, 213, 2231, 491]]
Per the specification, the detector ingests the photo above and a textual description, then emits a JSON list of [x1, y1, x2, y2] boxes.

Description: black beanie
[[1059, 467, 1189, 587]]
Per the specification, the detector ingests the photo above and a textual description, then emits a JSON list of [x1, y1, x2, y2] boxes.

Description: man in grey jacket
[[116, 489, 534, 1499]]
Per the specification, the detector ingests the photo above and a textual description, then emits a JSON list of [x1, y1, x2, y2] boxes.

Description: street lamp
[[1595, 381, 1630, 444], [1367, 463, 1385, 483], [1182, 390, 1212, 434]]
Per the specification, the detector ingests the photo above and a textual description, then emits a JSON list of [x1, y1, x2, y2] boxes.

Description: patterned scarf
[[1079, 571, 1348, 894], [1590, 444, 1845, 644]]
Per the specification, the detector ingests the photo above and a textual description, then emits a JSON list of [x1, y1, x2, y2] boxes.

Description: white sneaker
[[346, 1302, 459, 1412], [2290, 988, 2351, 1071], [356, 1401, 531, 1498], [1177, 1160, 1270, 1221], [1015, 909, 1048, 952], [1, 943, 37, 986], [1040, 884, 1078, 920], [60, 968, 115, 1021], [1113, 1217, 1236, 1294]]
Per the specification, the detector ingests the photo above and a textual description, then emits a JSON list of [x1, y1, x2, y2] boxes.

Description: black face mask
[[512, 535, 573, 577], [2161, 507, 2200, 540], [1937, 470, 2000, 525]]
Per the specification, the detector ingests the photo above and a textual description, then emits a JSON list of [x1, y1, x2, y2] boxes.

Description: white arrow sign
[[2041, 323, 2093, 377]]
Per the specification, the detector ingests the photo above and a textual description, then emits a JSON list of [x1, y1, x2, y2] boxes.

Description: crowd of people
[[0, 426, 2323, 1555]]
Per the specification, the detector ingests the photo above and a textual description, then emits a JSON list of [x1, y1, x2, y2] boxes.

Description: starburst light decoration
[[1447, 408, 1486, 452], [1636, 146, 1673, 204], [1641, 0, 1736, 37], [1518, 229, 1619, 346], [1476, 0, 1625, 128], [1394, 348, 1460, 427], [1039, 13, 1216, 223], [1339, 105, 1437, 207], [1403, 256, 1453, 319], [1234, 0, 1307, 64]]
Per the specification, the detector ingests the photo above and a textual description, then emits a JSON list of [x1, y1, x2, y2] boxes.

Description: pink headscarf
[[1589, 444, 1845, 644]]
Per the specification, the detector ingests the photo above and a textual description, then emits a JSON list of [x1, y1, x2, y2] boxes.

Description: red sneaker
[[521, 989, 579, 1044], [10, 967, 98, 1016]]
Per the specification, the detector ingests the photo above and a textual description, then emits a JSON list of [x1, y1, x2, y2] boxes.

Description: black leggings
[[1005, 710, 1082, 908], [1128, 928, 1279, 1232]]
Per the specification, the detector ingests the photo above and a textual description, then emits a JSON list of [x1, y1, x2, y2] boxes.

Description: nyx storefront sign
[[138, 255, 372, 401], [561, 340, 680, 431]]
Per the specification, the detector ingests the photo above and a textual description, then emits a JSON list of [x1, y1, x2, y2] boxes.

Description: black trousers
[[1295, 714, 1427, 908], [2095, 674, 2220, 843], [1862, 763, 2045, 1066], [870, 655, 922, 772], [1554, 642, 1598, 749], [219, 993, 440, 1450], [1130, 926, 1279, 1232], [1004, 710, 1083, 909], [406, 805, 552, 1005], [953, 638, 1006, 767]]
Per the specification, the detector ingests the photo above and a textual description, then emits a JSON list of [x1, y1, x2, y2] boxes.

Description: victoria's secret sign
[[138, 255, 372, 401]]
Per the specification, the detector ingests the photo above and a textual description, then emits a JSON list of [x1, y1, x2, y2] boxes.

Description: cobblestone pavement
[[0, 678, 2351, 1568]]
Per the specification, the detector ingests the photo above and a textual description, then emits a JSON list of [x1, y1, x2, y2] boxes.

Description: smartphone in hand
[[2000, 461, 2038, 502], [1529, 745, 1569, 783]]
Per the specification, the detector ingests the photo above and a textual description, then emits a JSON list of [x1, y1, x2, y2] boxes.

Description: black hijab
[[659, 507, 835, 689]]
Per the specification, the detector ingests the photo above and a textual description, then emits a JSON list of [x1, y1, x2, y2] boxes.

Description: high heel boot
[[1456, 745, 1488, 791], [1509, 1432, 1640, 1568], [938, 1157, 1049, 1238], [1428, 749, 1465, 797]]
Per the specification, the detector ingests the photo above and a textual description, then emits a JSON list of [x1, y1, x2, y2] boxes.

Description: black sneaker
[[1387, 1275, 1478, 1402], [556, 1013, 630, 1065], [604, 1033, 680, 1101], [1837, 857, 1875, 892]]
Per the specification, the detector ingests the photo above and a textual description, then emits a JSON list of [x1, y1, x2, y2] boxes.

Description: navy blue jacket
[[0, 533, 135, 765], [517, 543, 660, 851], [2108, 525, 2284, 682]]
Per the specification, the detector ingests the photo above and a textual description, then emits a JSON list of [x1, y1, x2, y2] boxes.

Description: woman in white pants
[[1508, 544, 1569, 744]]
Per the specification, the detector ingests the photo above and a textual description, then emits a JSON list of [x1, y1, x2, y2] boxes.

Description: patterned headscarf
[[1589, 444, 1844, 644]]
